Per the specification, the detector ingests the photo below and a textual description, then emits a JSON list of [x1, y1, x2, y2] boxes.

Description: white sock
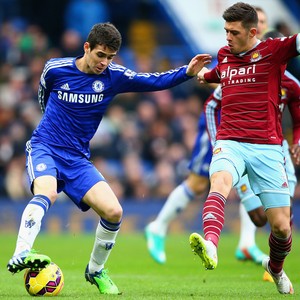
[[14, 195, 51, 255], [88, 220, 120, 273], [149, 182, 194, 236], [237, 203, 256, 249]]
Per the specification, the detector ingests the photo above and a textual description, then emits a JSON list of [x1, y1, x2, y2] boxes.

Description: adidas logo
[[221, 57, 228, 63], [61, 83, 70, 90], [203, 213, 217, 220]]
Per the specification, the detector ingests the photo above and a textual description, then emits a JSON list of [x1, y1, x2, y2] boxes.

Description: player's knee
[[186, 176, 209, 196], [193, 185, 207, 196], [248, 208, 267, 227], [210, 171, 232, 196], [104, 205, 123, 222], [40, 190, 57, 204], [250, 215, 267, 227], [270, 221, 291, 238]]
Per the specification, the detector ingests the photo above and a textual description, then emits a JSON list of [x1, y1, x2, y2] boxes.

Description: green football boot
[[189, 232, 218, 270], [7, 249, 51, 273], [85, 265, 121, 295]]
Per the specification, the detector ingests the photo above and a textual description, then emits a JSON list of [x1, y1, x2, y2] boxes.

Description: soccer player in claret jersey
[[145, 6, 270, 266], [145, 94, 268, 265], [193, 2, 300, 295], [6, 22, 211, 295], [205, 49, 300, 282]]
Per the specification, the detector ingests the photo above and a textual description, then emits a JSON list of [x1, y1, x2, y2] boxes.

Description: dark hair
[[223, 2, 258, 30], [87, 22, 122, 52], [262, 30, 284, 41]]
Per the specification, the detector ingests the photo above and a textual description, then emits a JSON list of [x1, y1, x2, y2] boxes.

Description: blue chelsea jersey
[[32, 57, 192, 158]]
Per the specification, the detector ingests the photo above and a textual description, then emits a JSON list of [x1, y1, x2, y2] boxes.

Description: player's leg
[[145, 174, 209, 264], [7, 176, 56, 273], [262, 202, 293, 294], [235, 175, 268, 264], [251, 140, 296, 282], [145, 180, 194, 264], [145, 120, 211, 264], [82, 180, 122, 295], [235, 204, 268, 263], [190, 140, 245, 270], [189, 170, 232, 269], [7, 176, 55, 273], [248, 144, 293, 294], [7, 142, 58, 274]]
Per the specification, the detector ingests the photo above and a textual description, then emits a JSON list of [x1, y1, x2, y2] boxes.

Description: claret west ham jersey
[[204, 34, 300, 144], [33, 57, 192, 158], [204, 71, 300, 146]]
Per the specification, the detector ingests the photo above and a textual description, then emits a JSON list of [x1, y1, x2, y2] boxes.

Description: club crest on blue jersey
[[92, 80, 104, 92], [36, 163, 47, 171]]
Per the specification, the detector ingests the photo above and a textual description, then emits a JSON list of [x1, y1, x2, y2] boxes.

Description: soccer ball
[[24, 262, 64, 296]]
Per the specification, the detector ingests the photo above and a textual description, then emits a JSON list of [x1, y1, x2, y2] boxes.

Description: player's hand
[[289, 144, 300, 165], [186, 54, 212, 77], [197, 67, 210, 83]]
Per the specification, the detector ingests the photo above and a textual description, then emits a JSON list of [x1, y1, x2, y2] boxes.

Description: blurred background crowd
[[0, 0, 300, 205]]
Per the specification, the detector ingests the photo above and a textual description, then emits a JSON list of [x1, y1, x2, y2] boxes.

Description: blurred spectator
[[92, 156, 125, 200], [122, 152, 151, 199], [64, 0, 111, 41], [128, 20, 157, 59], [0, 20, 49, 66], [5, 155, 29, 200], [60, 30, 82, 57], [275, 20, 293, 36], [150, 158, 177, 198], [0, 0, 20, 23], [27, 56, 49, 94], [17, 0, 68, 46], [0, 67, 30, 107]]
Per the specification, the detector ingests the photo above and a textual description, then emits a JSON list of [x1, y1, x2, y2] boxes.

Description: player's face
[[83, 43, 117, 74], [256, 11, 268, 39], [224, 21, 257, 54]]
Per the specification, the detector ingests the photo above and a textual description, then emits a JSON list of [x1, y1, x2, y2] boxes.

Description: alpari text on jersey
[[221, 64, 256, 85]]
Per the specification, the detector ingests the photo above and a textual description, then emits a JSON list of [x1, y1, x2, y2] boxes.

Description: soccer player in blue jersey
[[6, 22, 212, 295]]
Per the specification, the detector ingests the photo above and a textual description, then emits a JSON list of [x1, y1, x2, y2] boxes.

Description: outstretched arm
[[196, 67, 219, 89], [186, 54, 212, 76], [197, 65, 220, 85], [197, 67, 210, 83]]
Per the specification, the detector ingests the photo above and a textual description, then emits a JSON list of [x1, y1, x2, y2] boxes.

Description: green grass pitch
[[0, 232, 299, 299]]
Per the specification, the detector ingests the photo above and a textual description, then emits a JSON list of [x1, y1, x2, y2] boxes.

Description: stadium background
[[0, 0, 299, 234]]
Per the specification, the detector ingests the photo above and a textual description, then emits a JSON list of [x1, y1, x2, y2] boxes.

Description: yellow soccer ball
[[24, 262, 64, 296]]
